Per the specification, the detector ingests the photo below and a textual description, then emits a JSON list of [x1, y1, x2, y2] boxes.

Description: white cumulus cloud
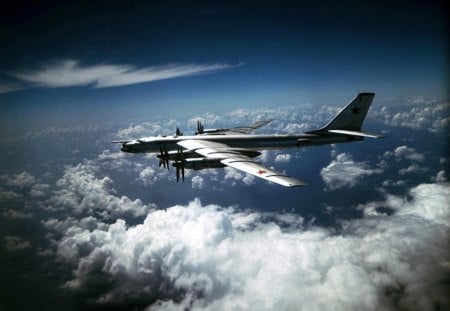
[[44, 183, 450, 310], [191, 175, 205, 189], [321, 153, 382, 190], [373, 99, 449, 132], [274, 153, 292, 163], [46, 162, 155, 219], [393, 145, 425, 162], [399, 164, 429, 175]]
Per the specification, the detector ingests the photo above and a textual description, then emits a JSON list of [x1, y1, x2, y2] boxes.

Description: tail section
[[307, 93, 383, 137]]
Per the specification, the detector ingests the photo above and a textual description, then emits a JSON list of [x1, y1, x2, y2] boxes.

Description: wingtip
[[111, 140, 129, 144], [288, 181, 307, 187]]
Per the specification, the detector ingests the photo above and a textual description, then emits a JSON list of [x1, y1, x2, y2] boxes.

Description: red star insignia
[[257, 170, 266, 175], [351, 106, 360, 115]]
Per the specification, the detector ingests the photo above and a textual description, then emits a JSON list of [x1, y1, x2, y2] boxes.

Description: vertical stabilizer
[[308, 93, 375, 133]]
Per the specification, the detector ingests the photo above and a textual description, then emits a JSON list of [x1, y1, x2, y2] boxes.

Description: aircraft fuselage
[[112, 93, 381, 187], [121, 133, 362, 153]]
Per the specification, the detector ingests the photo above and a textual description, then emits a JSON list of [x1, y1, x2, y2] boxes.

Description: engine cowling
[[158, 150, 197, 161], [181, 158, 225, 170]]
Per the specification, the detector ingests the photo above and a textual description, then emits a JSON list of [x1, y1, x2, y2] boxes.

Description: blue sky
[[1, 0, 447, 120], [0, 1, 449, 310]]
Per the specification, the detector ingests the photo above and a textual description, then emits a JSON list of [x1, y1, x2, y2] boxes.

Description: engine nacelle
[[182, 158, 225, 170], [158, 150, 197, 161]]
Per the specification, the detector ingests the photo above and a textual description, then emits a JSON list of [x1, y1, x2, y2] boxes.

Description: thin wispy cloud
[[4, 59, 241, 92], [0, 82, 24, 94]]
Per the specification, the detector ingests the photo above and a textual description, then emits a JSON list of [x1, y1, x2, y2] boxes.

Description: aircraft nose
[[121, 142, 130, 152]]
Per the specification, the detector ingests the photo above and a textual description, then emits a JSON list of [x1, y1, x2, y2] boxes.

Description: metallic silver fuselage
[[122, 133, 362, 153]]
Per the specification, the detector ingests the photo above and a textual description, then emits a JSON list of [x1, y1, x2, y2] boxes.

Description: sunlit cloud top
[[7, 59, 241, 92]]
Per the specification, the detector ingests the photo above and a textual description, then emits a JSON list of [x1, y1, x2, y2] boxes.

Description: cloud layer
[[372, 99, 449, 132], [43, 182, 449, 310], [27, 142, 447, 310]]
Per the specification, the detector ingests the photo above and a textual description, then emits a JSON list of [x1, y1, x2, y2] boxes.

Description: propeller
[[174, 148, 185, 182], [158, 145, 169, 170], [197, 120, 204, 134]]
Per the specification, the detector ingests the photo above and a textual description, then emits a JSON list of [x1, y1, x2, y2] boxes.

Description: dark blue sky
[[0, 0, 447, 126]]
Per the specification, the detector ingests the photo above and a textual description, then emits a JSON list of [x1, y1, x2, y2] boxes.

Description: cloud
[[223, 168, 244, 187], [185, 103, 337, 138], [1, 209, 32, 219], [393, 145, 425, 162], [393, 183, 450, 226], [274, 153, 291, 163], [242, 174, 255, 186], [46, 162, 155, 219], [191, 175, 205, 189], [10, 60, 240, 91], [360, 183, 450, 226], [138, 167, 158, 186], [116, 122, 166, 139], [44, 183, 449, 310], [432, 170, 447, 183], [320, 153, 382, 190], [188, 113, 223, 128], [0, 82, 24, 94], [0, 188, 22, 201], [1, 171, 37, 187], [96, 149, 132, 171], [373, 99, 449, 132], [223, 167, 255, 187], [30, 182, 51, 197], [399, 164, 429, 175], [283, 122, 311, 133], [4, 236, 31, 251], [3, 90, 446, 309]]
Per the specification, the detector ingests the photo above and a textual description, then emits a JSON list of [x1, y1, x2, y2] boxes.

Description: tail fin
[[307, 93, 378, 135]]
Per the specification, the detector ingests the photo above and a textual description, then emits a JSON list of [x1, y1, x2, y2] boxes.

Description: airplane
[[112, 92, 384, 187]]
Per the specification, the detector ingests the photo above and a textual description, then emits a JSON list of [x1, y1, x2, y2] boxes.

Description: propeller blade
[[159, 147, 163, 167], [158, 145, 165, 168], [197, 120, 204, 134], [165, 147, 169, 170], [158, 145, 171, 169], [175, 148, 184, 182]]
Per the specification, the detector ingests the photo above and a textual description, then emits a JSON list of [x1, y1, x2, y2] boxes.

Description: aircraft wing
[[228, 119, 274, 134], [177, 139, 306, 187], [198, 119, 273, 135]]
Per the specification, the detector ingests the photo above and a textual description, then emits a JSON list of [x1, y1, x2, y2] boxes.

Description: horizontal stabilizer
[[328, 129, 385, 138]]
